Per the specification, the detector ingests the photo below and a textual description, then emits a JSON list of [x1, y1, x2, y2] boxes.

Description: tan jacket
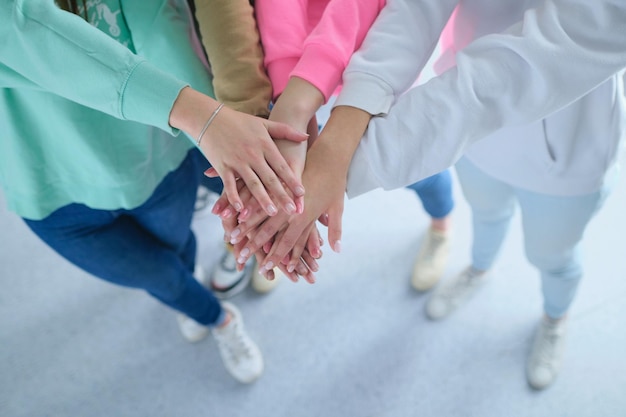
[[193, 0, 272, 117]]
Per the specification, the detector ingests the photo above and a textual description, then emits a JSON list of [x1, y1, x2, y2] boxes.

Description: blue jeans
[[405, 170, 454, 219], [455, 157, 610, 318], [24, 150, 223, 326]]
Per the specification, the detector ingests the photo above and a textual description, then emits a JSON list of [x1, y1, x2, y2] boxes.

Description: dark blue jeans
[[406, 169, 454, 219], [24, 150, 223, 326]]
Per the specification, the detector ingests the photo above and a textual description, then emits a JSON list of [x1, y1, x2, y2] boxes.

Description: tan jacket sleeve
[[193, 0, 272, 117]]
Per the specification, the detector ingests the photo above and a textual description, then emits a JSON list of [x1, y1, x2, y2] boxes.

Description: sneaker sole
[[211, 267, 252, 299]]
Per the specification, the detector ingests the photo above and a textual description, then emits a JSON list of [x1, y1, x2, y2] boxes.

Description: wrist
[[169, 87, 222, 139]]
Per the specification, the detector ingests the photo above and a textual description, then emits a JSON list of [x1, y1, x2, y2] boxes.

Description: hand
[[216, 186, 323, 281], [244, 104, 372, 270], [169, 87, 308, 217], [255, 139, 346, 272]]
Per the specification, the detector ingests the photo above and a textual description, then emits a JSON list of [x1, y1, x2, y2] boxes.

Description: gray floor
[[1, 163, 625, 417]]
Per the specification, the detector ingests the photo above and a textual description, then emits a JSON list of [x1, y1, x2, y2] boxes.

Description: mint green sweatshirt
[[0, 0, 214, 220]]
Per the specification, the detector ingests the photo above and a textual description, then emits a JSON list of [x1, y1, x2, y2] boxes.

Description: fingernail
[[240, 208, 249, 219], [237, 248, 250, 264], [267, 205, 277, 216], [295, 186, 305, 196], [333, 240, 341, 253], [287, 264, 295, 273], [233, 202, 243, 212], [230, 228, 241, 239], [285, 203, 296, 214], [221, 208, 232, 219], [261, 261, 274, 272]]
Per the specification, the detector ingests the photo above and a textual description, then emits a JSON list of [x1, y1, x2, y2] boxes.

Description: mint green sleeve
[[0, 0, 187, 133]]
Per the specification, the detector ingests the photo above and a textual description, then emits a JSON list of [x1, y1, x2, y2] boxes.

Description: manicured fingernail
[[261, 261, 274, 272], [233, 202, 243, 212], [267, 205, 277, 216], [285, 203, 296, 214], [220, 208, 232, 219], [295, 186, 305, 196], [333, 240, 341, 253], [237, 248, 250, 263], [240, 208, 249, 219], [287, 264, 295, 273], [230, 228, 241, 239]]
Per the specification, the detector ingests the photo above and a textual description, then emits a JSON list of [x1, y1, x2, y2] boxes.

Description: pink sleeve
[[256, 0, 309, 100], [257, 0, 386, 102], [292, 0, 386, 102]]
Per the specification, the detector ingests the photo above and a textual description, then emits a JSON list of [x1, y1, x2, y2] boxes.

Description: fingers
[[306, 226, 323, 259], [235, 166, 281, 216], [284, 225, 311, 274], [204, 167, 219, 177], [260, 219, 311, 275], [253, 162, 298, 216], [220, 171, 245, 213], [265, 119, 309, 144], [327, 204, 344, 253], [238, 214, 290, 267]]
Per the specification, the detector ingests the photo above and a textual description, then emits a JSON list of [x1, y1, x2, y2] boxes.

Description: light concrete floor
[[1, 161, 625, 417]]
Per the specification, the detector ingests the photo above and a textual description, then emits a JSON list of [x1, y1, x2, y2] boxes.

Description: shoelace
[[421, 234, 445, 262], [439, 270, 480, 301], [218, 321, 253, 364], [222, 252, 238, 271], [194, 190, 212, 212], [536, 322, 563, 366]]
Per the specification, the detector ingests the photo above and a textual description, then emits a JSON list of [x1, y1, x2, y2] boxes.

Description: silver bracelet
[[195, 102, 225, 147]]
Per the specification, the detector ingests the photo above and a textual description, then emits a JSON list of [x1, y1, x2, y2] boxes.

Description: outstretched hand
[[169, 87, 308, 218]]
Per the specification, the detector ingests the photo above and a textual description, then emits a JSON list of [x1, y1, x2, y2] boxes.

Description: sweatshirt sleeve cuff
[[291, 46, 343, 102], [120, 61, 188, 134], [334, 71, 395, 116]]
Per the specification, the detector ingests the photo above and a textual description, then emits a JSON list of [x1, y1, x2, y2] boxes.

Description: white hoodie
[[336, 0, 626, 197]]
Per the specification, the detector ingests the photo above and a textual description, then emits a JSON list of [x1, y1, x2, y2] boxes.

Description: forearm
[[309, 105, 372, 176], [271, 77, 325, 173]]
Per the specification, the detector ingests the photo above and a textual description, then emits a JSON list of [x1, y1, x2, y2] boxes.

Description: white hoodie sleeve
[[334, 0, 458, 116], [344, 0, 626, 197]]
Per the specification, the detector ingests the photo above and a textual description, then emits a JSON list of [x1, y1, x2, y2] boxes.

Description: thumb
[[266, 120, 309, 143]]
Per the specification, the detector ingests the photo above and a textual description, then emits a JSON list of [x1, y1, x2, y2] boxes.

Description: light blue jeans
[[405, 170, 454, 219], [455, 157, 610, 318]]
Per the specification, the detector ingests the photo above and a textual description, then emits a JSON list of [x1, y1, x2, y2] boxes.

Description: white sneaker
[[425, 266, 487, 320], [211, 302, 264, 383], [210, 247, 253, 299], [411, 227, 450, 291], [193, 186, 218, 219], [177, 265, 211, 343], [251, 263, 282, 294], [527, 316, 567, 390]]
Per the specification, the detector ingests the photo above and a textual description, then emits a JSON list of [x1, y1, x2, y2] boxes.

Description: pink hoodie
[[256, 0, 386, 102]]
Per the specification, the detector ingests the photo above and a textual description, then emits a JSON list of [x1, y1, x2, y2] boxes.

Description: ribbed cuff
[[335, 71, 395, 116], [120, 60, 188, 134]]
